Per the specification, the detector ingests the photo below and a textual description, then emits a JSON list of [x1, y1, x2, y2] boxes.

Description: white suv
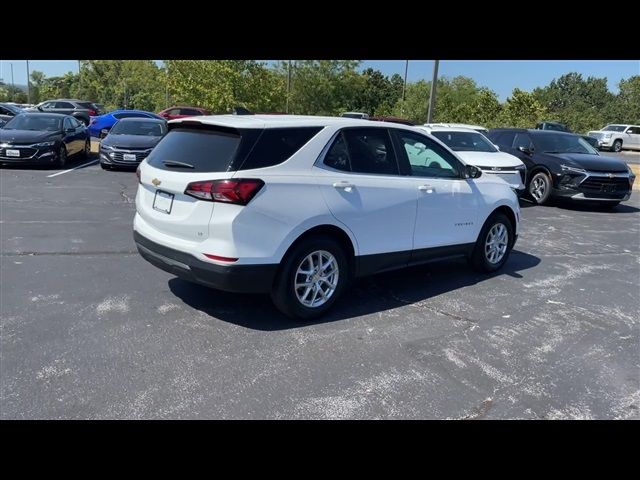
[[134, 115, 521, 319], [415, 125, 527, 193], [587, 124, 640, 152]]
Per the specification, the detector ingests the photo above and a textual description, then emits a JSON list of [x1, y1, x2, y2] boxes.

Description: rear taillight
[[88, 109, 97, 116], [136, 166, 141, 184], [184, 179, 264, 205]]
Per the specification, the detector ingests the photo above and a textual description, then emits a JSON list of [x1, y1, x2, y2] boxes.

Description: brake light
[[185, 179, 264, 205], [88, 109, 97, 116]]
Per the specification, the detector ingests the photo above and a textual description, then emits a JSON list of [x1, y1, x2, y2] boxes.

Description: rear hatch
[[136, 123, 261, 242]]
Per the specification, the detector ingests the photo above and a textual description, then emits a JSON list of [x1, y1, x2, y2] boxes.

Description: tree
[[532, 72, 614, 132], [498, 88, 549, 128], [392, 80, 431, 123], [30, 70, 46, 103], [606, 76, 640, 124], [166, 60, 285, 113], [282, 60, 363, 116]]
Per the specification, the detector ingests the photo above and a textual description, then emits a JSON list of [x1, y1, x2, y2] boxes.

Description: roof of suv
[[169, 114, 416, 130], [490, 128, 578, 136]]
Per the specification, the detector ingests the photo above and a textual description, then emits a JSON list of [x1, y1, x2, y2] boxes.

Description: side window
[[323, 133, 351, 172], [63, 118, 73, 131], [119, 113, 145, 119], [395, 131, 461, 178], [240, 127, 322, 170], [41, 102, 55, 110], [627, 126, 640, 134], [513, 133, 533, 150], [180, 108, 202, 116], [168, 108, 181, 115], [55, 102, 74, 109], [495, 132, 515, 149], [69, 117, 81, 128], [341, 128, 399, 175]]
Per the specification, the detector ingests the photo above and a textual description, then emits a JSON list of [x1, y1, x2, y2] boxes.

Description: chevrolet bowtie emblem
[[607, 173, 614, 178], [152, 178, 161, 186]]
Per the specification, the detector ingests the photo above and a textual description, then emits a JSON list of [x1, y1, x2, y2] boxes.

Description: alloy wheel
[[294, 250, 339, 308]]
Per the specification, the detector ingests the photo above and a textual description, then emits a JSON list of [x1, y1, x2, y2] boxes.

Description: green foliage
[[497, 88, 549, 128], [280, 60, 363, 115], [606, 76, 640, 125], [392, 80, 431, 123]]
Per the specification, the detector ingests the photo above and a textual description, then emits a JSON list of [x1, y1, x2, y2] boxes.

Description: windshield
[[110, 120, 166, 136], [431, 130, 497, 153], [602, 125, 626, 132], [3, 115, 62, 131], [533, 133, 598, 154], [3, 104, 23, 115]]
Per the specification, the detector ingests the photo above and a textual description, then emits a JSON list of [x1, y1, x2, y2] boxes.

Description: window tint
[[167, 109, 181, 115], [147, 128, 242, 173], [342, 128, 398, 175], [63, 118, 73, 130], [627, 126, 640, 134], [395, 130, 461, 178], [513, 133, 532, 150], [323, 133, 351, 172], [180, 108, 203, 116], [69, 117, 81, 128], [240, 127, 321, 170], [0, 106, 9, 115], [431, 130, 497, 152], [492, 131, 515, 149], [55, 102, 74, 109], [113, 112, 147, 120]]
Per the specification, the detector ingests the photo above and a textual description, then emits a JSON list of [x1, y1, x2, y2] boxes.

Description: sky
[[1, 60, 638, 101]]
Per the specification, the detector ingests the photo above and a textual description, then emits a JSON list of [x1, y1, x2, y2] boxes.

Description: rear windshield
[[77, 102, 96, 110], [146, 126, 322, 172]]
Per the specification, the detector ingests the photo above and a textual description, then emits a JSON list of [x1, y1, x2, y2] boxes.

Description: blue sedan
[[88, 110, 164, 138]]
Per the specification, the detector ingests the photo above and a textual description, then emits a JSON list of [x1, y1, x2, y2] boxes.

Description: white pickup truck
[[587, 124, 640, 152]]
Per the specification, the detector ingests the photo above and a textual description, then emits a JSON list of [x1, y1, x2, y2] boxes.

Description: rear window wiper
[[163, 160, 194, 169]]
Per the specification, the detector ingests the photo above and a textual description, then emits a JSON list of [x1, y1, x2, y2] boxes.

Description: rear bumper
[[133, 230, 278, 293]]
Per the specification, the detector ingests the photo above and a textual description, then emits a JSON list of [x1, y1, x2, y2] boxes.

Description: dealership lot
[[1, 154, 638, 419]]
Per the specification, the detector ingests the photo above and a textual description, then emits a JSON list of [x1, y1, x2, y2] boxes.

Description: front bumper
[[100, 146, 153, 168], [134, 230, 278, 294], [553, 169, 634, 202], [0, 144, 58, 165]]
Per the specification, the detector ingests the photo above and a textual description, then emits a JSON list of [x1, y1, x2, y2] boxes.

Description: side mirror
[[464, 164, 482, 179], [100, 129, 109, 139], [518, 146, 533, 155]]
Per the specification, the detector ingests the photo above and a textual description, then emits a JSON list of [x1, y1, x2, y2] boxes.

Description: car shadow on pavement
[[518, 197, 639, 213], [168, 250, 541, 331]]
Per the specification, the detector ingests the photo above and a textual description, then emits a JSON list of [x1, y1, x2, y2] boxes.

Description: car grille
[[580, 176, 630, 196], [110, 148, 152, 165], [0, 147, 38, 159]]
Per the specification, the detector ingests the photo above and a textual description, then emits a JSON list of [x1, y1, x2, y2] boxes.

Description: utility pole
[[26, 60, 31, 104], [286, 60, 292, 114], [427, 59, 439, 123], [11, 63, 15, 100], [402, 60, 409, 101]]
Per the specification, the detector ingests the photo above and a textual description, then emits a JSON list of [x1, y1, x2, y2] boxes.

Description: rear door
[[626, 126, 640, 149], [54, 101, 75, 115], [315, 127, 418, 268]]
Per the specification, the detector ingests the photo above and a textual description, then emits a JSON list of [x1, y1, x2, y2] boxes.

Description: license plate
[[603, 185, 616, 193], [6, 149, 20, 157], [123, 153, 136, 161], [153, 190, 174, 214]]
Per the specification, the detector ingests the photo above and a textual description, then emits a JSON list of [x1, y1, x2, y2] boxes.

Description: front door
[[315, 127, 418, 271]]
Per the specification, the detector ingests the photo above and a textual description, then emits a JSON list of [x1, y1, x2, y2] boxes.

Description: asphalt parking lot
[[1, 152, 639, 419]]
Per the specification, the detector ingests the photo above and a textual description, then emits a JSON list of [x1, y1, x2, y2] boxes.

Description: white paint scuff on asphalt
[[96, 296, 130, 314]]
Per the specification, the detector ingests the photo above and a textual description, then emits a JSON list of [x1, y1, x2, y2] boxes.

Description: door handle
[[418, 185, 434, 193], [333, 181, 355, 192]]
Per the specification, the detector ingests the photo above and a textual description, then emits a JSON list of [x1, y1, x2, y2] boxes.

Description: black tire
[[612, 140, 622, 152], [82, 139, 91, 158], [470, 212, 514, 273], [55, 145, 67, 168], [271, 235, 349, 320], [528, 171, 552, 205]]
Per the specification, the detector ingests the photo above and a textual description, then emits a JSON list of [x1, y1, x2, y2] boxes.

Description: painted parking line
[[46, 159, 99, 178]]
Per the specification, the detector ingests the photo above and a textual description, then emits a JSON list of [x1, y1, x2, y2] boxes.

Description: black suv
[[28, 99, 97, 126], [488, 128, 635, 208]]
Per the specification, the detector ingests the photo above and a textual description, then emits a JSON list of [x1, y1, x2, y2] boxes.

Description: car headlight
[[33, 141, 56, 148], [561, 164, 587, 174], [603, 133, 612, 138], [514, 164, 526, 170], [100, 143, 115, 150]]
